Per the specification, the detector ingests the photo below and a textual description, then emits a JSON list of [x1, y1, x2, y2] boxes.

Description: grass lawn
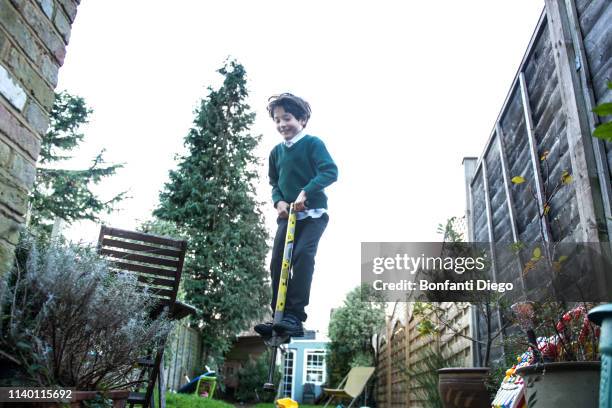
[[165, 392, 236, 408], [163, 393, 324, 408], [253, 404, 321, 408]]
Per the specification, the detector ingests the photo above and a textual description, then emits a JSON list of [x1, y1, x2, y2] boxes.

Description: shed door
[[281, 349, 296, 399]]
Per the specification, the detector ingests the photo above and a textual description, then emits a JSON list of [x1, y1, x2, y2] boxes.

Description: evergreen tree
[[29, 91, 126, 235], [154, 60, 269, 361]]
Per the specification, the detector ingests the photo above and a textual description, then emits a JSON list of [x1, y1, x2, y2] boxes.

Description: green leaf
[[417, 320, 437, 335], [558, 255, 569, 263], [592, 102, 612, 117], [561, 171, 572, 185], [593, 121, 612, 142], [510, 241, 525, 254], [512, 176, 526, 184], [533, 247, 541, 259]]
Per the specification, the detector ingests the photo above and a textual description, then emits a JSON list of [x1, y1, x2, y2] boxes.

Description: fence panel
[[465, 0, 611, 364], [376, 302, 471, 408], [164, 322, 203, 391], [375, 2, 611, 406], [468, 1, 611, 246]]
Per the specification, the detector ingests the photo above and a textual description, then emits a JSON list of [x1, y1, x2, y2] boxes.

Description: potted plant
[[502, 153, 604, 407], [505, 301, 601, 408], [0, 235, 172, 407]]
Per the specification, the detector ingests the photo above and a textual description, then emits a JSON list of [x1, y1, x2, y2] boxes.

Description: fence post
[[186, 328, 193, 380], [462, 158, 478, 243], [463, 157, 484, 366], [482, 161, 505, 347], [561, 0, 612, 245], [544, 0, 603, 243]]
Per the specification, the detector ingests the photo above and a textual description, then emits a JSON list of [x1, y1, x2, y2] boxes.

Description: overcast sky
[[57, 1, 545, 333]]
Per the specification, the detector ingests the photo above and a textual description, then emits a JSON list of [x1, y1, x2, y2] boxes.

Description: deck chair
[[323, 366, 375, 408], [98, 226, 196, 408]]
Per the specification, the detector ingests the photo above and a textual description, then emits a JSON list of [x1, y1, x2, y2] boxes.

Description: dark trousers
[[270, 213, 329, 322]]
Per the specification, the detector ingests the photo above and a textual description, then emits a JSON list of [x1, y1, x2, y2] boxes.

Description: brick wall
[[0, 0, 80, 276]]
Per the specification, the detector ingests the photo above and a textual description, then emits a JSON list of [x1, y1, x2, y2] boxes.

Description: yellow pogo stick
[[263, 203, 297, 392]]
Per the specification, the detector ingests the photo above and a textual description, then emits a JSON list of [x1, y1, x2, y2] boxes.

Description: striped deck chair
[[323, 367, 375, 408]]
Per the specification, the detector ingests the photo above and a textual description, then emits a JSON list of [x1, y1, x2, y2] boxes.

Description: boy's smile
[[272, 106, 306, 141]]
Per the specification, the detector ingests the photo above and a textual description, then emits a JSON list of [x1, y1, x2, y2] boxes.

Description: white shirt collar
[[284, 129, 306, 147]]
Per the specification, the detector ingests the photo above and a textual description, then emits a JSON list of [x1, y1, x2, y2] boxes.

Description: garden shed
[[278, 331, 329, 404]]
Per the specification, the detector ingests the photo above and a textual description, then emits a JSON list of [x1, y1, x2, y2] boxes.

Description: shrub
[[235, 350, 280, 403], [327, 284, 385, 387], [0, 236, 172, 390]]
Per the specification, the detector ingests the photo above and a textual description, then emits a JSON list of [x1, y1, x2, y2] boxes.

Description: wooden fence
[[164, 321, 204, 391], [464, 0, 611, 365], [467, 0, 611, 245], [374, 219, 472, 407], [375, 301, 472, 408], [376, 2, 611, 404]]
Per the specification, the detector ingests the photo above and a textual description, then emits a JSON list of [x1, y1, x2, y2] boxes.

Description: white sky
[[57, 1, 544, 333]]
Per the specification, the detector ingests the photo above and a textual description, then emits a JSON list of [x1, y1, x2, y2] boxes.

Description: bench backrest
[[97, 225, 187, 306]]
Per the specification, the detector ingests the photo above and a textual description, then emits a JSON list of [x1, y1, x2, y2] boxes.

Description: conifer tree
[[154, 60, 269, 360], [29, 91, 126, 236]]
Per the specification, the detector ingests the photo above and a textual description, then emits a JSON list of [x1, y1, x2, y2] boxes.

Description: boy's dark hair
[[267, 93, 311, 124]]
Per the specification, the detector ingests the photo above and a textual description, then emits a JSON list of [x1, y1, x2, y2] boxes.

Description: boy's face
[[273, 106, 306, 141]]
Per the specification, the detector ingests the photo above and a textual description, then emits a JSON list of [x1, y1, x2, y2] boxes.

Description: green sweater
[[269, 135, 338, 209]]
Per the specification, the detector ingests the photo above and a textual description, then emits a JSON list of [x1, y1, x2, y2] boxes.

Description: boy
[[254, 93, 338, 338]]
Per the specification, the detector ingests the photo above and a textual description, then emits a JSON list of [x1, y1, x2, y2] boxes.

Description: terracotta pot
[[438, 367, 490, 408], [34, 390, 130, 407], [515, 361, 600, 408]]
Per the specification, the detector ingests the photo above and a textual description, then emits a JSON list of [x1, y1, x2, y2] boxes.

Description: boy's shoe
[[254, 321, 273, 337], [273, 314, 304, 337]]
